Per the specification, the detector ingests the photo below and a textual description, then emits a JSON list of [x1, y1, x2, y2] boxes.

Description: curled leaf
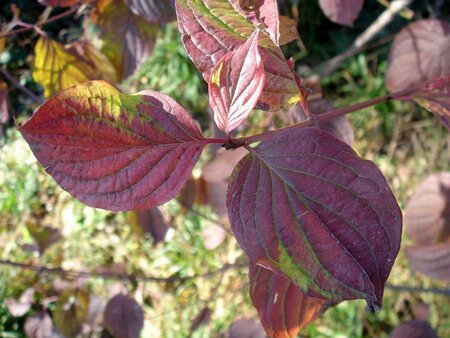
[[249, 264, 326, 337], [386, 19, 450, 92], [209, 30, 266, 133], [227, 128, 402, 307], [19, 81, 207, 211]]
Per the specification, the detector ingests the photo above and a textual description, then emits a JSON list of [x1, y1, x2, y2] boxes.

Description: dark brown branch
[[0, 259, 247, 283]]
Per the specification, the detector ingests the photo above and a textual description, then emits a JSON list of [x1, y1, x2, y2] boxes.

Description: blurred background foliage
[[0, 0, 449, 337]]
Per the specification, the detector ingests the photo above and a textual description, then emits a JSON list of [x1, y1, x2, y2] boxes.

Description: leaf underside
[[227, 128, 402, 307], [318, 0, 364, 26], [19, 81, 206, 211]]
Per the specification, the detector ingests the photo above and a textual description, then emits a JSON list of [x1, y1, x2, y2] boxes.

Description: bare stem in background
[[0, 68, 42, 104], [318, 0, 414, 78]]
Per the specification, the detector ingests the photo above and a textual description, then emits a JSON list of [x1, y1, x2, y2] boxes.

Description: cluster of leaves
[[1, 0, 449, 337]]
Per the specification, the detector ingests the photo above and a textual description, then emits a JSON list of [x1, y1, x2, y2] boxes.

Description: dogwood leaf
[[209, 30, 266, 133], [318, 0, 364, 26], [249, 264, 326, 338], [176, 0, 301, 111], [19, 81, 207, 211], [386, 19, 450, 92], [227, 128, 402, 307]]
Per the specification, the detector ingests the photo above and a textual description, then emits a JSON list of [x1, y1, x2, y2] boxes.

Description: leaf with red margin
[[209, 30, 266, 133], [124, 0, 176, 23], [227, 128, 402, 308], [318, 0, 364, 27], [404, 172, 450, 245], [411, 77, 450, 131], [175, 0, 302, 111], [386, 19, 450, 92], [19, 81, 207, 211], [93, 0, 157, 80], [249, 264, 326, 338], [406, 241, 450, 281]]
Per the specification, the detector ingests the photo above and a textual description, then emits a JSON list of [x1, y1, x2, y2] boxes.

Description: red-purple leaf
[[19, 81, 207, 211], [318, 0, 364, 26], [232, 0, 280, 44], [209, 30, 266, 133], [404, 172, 450, 245], [228, 318, 266, 338], [176, 0, 302, 111], [94, 0, 157, 80], [0, 80, 9, 126], [124, 0, 176, 23], [128, 207, 171, 245], [227, 128, 402, 307], [411, 77, 450, 131], [390, 320, 439, 338], [386, 19, 450, 92], [104, 293, 144, 338], [249, 264, 326, 338], [24, 312, 54, 338], [406, 242, 450, 281]]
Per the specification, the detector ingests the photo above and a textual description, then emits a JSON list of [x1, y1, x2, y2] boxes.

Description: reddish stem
[[0, 6, 80, 39], [239, 87, 416, 145]]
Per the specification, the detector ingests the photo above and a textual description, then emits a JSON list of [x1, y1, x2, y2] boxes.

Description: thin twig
[[0, 259, 247, 283], [318, 0, 414, 78], [386, 283, 450, 296], [0, 6, 80, 39], [0, 68, 43, 104]]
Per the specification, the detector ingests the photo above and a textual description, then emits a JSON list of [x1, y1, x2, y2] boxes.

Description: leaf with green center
[[94, 0, 157, 80], [175, 0, 302, 111], [249, 264, 326, 338], [209, 30, 266, 133], [19, 81, 207, 211], [411, 76, 450, 131], [386, 19, 450, 92], [227, 128, 402, 307]]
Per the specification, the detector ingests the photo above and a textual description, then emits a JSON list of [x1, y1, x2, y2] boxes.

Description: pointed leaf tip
[[228, 128, 402, 305], [209, 30, 266, 133]]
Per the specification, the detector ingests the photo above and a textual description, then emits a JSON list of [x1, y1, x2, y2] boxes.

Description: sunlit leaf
[[411, 77, 450, 131], [386, 19, 450, 92], [318, 0, 364, 26], [5, 288, 35, 317], [124, 0, 176, 23], [202, 223, 227, 250], [390, 320, 439, 338], [209, 30, 266, 133], [94, 0, 157, 80], [104, 293, 144, 338], [33, 37, 114, 97], [249, 264, 326, 338], [228, 128, 402, 307], [19, 81, 207, 211], [54, 289, 90, 337], [24, 312, 54, 338], [278, 15, 300, 46], [406, 241, 450, 281], [404, 172, 450, 245], [176, 0, 302, 111]]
